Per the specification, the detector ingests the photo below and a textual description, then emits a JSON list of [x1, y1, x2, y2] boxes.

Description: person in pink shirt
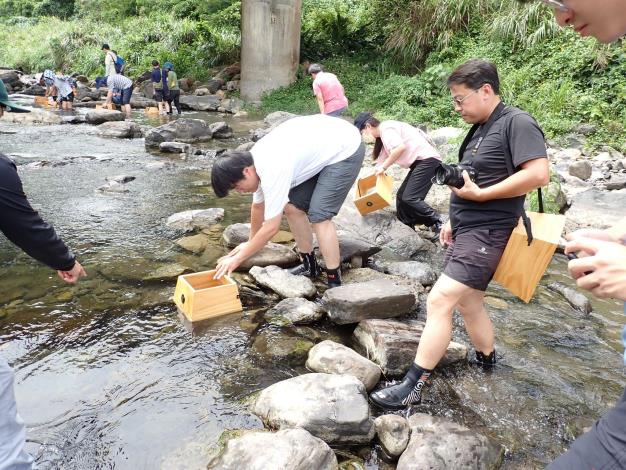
[[354, 112, 444, 234], [308, 63, 349, 117]]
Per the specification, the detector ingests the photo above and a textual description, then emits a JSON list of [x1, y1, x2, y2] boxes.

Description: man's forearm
[[237, 217, 281, 261], [249, 202, 264, 239]]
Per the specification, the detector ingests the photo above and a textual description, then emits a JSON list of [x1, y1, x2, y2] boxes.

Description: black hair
[[447, 59, 500, 95], [102, 43, 110, 50], [152, 60, 159, 67], [354, 112, 384, 159], [211, 151, 254, 198]]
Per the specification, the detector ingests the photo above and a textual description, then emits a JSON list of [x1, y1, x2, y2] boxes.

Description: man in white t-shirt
[[211, 114, 365, 287]]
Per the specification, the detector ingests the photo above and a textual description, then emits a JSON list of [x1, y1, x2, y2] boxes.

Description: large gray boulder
[[251, 329, 314, 364], [566, 188, 626, 230], [374, 415, 411, 459], [207, 429, 338, 470], [96, 121, 142, 138], [144, 118, 213, 148], [252, 373, 375, 445], [179, 94, 220, 111], [249, 265, 316, 298], [238, 243, 299, 270], [384, 261, 438, 286], [265, 297, 324, 325], [306, 340, 381, 391], [397, 414, 503, 470], [0, 70, 20, 86], [166, 208, 224, 232], [353, 319, 468, 376], [547, 282, 592, 314], [159, 141, 191, 154], [209, 121, 233, 139], [321, 279, 415, 325], [223, 223, 251, 247], [605, 174, 626, 191], [264, 111, 298, 127], [85, 109, 125, 124], [568, 160, 593, 181]]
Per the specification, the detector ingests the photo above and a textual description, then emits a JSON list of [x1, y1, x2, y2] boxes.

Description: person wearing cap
[[0, 78, 87, 469], [354, 112, 444, 235], [210, 114, 365, 288], [516, 1, 626, 468], [38, 70, 74, 110], [95, 74, 134, 117], [102, 43, 117, 77], [307, 63, 348, 117], [164, 62, 181, 115]]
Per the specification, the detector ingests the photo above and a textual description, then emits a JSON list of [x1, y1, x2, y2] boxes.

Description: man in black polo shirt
[[370, 59, 549, 409]]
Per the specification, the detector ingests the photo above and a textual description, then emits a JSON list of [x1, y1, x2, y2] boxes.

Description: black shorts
[[442, 227, 513, 291], [61, 92, 74, 102], [548, 386, 626, 469], [154, 89, 165, 102]]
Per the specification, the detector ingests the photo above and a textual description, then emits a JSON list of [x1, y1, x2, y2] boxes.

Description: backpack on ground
[[114, 56, 126, 74]]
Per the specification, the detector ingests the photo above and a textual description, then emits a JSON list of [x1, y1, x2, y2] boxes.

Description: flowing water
[[0, 108, 624, 469]]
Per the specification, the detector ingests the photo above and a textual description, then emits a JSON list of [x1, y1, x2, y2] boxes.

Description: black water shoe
[[369, 363, 432, 410], [326, 267, 342, 288], [288, 252, 320, 278], [475, 349, 497, 367]]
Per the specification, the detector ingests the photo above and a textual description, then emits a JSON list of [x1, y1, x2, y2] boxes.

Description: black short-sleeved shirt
[[449, 106, 547, 236]]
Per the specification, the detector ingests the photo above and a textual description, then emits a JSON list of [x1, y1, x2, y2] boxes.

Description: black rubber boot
[[369, 363, 432, 410], [475, 349, 497, 367], [288, 252, 320, 278], [326, 267, 342, 288]]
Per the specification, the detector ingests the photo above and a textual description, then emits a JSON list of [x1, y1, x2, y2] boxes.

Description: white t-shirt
[[251, 114, 361, 220]]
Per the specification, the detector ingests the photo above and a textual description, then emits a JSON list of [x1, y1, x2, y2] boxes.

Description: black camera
[[433, 163, 478, 189]]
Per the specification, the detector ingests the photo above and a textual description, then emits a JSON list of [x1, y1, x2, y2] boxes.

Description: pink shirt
[[312, 72, 348, 114], [376, 121, 441, 169]]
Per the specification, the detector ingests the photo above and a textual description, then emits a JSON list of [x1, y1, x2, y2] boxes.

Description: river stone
[[249, 265, 316, 298], [428, 127, 464, 146], [306, 340, 381, 391], [384, 261, 438, 286], [106, 175, 135, 184], [96, 181, 129, 193], [566, 188, 626, 230], [605, 174, 626, 190], [547, 282, 592, 314], [179, 94, 220, 111], [0, 70, 20, 86], [220, 97, 245, 114], [223, 223, 293, 247], [176, 234, 210, 254], [568, 161, 592, 180], [251, 329, 314, 364], [397, 414, 503, 470], [144, 118, 213, 148], [142, 263, 191, 282], [264, 111, 298, 127], [159, 141, 191, 153], [209, 121, 233, 139], [206, 79, 225, 94], [1, 108, 61, 124], [166, 208, 225, 232], [321, 279, 415, 325], [97, 121, 141, 138], [335, 233, 381, 265], [236, 141, 255, 152], [238, 243, 299, 269], [252, 373, 375, 445], [353, 319, 468, 376], [265, 298, 324, 325], [85, 109, 125, 124], [207, 428, 338, 470], [374, 415, 411, 458]]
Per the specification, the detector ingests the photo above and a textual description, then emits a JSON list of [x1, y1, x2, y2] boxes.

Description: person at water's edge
[[369, 59, 549, 410], [0, 79, 86, 469]]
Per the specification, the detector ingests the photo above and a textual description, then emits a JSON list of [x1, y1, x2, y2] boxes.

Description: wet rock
[[159, 141, 191, 154], [306, 340, 381, 391], [176, 234, 210, 254], [220, 97, 245, 113], [97, 181, 130, 193], [353, 319, 468, 376], [265, 298, 324, 325], [223, 223, 250, 246], [264, 111, 298, 127], [249, 265, 316, 298], [397, 414, 503, 470], [238, 243, 299, 269], [0, 70, 20, 86], [252, 373, 375, 445], [342, 268, 425, 299], [75, 86, 100, 102], [547, 282, 592, 314], [236, 141, 255, 152], [209, 121, 233, 139], [568, 161, 592, 181], [384, 261, 438, 286], [1, 108, 61, 124], [605, 174, 626, 191], [251, 329, 314, 364], [207, 428, 338, 470], [61, 115, 86, 124], [374, 415, 411, 459], [166, 208, 225, 232], [19, 84, 46, 96], [484, 296, 508, 310], [97, 121, 141, 138], [85, 109, 125, 124], [129, 95, 157, 109], [335, 233, 381, 265], [566, 188, 626, 230], [106, 175, 136, 184], [321, 279, 415, 325], [142, 263, 191, 282], [145, 118, 213, 147], [180, 95, 220, 111], [428, 127, 463, 146]]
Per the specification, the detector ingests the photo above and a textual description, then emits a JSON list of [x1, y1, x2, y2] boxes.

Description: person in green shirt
[[164, 62, 181, 115]]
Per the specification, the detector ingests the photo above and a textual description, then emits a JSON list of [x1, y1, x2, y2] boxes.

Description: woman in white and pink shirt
[[354, 112, 443, 233], [308, 63, 349, 117]]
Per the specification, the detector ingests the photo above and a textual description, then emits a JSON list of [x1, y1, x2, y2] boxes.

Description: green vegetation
[[0, 0, 624, 150]]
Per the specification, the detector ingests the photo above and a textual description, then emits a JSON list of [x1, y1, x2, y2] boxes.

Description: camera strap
[[457, 101, 506, 161]]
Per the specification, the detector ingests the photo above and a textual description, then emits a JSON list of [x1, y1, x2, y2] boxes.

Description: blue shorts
[[121, 86, 133, 105]]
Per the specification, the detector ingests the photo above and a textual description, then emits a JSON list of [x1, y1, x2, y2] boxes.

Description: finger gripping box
[[174, 270, 242, 322]]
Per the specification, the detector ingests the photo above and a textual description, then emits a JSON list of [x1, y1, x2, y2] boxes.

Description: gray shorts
[[442, 227, 513, 291], [288, 142, 365, 223], [326, 106, 347, 117]]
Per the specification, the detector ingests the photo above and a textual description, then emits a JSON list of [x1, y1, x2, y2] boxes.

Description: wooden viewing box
[[493, 212, 566, 303], [34, 96, 56, 107], [144, 107, 159, 115], [353, 174, 393, 216], [173, 270, 242, 322], [95, 103, 117, 110]]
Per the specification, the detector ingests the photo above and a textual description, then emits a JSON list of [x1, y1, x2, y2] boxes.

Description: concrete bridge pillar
[[240, 0, 302, 103]]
